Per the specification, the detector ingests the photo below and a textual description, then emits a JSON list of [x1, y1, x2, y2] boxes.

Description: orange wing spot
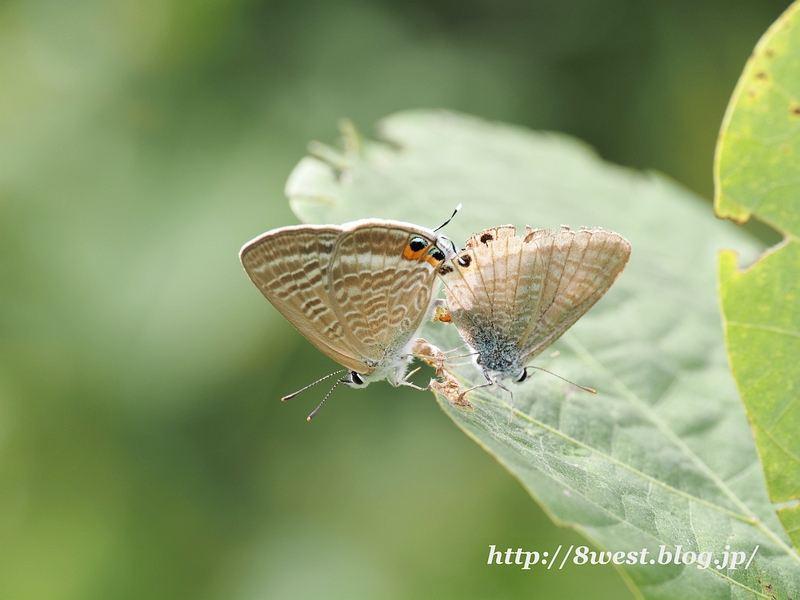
[[402, 244, 427, 260], [423, 254, 443, 267]]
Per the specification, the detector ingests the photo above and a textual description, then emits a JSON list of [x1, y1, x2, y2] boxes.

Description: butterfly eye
[[457, 254, 472, 267], [349, 372, 365, 385], [409, 237, 429, 252], [516, 368, 528, 382]]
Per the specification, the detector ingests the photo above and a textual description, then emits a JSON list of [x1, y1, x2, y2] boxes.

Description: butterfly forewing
[[518, 228, 630, 361], [240, 225, 369, 372]]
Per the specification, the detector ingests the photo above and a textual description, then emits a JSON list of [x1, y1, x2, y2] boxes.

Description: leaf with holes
[[714, 1, 800, 551], [288, 110, 800, 598]]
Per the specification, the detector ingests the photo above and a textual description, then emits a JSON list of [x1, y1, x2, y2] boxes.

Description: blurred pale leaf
[[287, 110, 799, 598], [714, 0, 800, 544]]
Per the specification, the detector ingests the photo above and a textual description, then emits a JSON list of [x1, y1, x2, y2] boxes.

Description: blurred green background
[[0, 1, 789, 598]]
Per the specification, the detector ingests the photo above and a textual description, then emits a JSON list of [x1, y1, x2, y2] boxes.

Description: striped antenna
[[281, 369, 347, 401]]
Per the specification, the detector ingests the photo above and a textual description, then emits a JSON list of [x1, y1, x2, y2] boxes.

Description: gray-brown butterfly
[[437, 225, 631, 402], [240, 216, 457, 420]]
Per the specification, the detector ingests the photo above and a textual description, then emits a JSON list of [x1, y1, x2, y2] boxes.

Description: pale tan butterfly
[[436, 225, 631, 406], [239, 209, 459, 420]]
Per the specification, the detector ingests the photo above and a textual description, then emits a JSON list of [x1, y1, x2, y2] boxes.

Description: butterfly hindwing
[[328, 223, 442, 365], [438, 227, 512, 346]]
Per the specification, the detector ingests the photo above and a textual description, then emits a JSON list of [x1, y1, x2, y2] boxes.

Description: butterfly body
[[240, 219, 455, 389], [439, 225, 631, 387]]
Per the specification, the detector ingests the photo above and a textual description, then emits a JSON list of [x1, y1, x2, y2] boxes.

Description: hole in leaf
[[742, 214, 783, 247]]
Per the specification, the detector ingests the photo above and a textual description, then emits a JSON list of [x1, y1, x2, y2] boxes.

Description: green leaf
[[715, 0, 800, 527], [288, 110, 800, 598], [779, 505, 800, 552]]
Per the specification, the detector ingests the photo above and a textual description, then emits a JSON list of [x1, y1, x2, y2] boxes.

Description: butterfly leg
[[494, 380, 516, 423], [400, 380, 432, 392], [458, 372, 516, 422], [456, 370, 496, 405], [398, 366, 432, 391]]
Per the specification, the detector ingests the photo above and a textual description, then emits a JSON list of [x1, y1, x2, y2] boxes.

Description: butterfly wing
[[437, 226, 523, 356], [514, 226, 631, 362], [327, 221, 445, 367], [441, 225, 631, 373], [240, 224, 370, 373]]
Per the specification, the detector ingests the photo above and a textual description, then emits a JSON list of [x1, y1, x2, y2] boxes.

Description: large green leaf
[[714, 1, 800, 550], [287, 111, 799, 598]]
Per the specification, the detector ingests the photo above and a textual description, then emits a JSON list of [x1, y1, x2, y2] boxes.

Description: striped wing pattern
[[240, 224, 368, 372], [240, 221, 442, 376], [329, 225, 439, 366], [440, 225, 631, 375]]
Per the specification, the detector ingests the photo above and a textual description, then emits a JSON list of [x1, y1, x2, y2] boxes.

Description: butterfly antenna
[[433, 203, 462, 232], [281, 369, 347, 401], [526, 366, 597, 394], [307, 376, 345, 422]]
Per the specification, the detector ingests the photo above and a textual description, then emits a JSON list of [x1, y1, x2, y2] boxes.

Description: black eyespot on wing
[[439, 265, 453, 275], [428, 246, 445, 261], [480, 233, 493, 244], [409, 236, 428, 252], [457, 254, 471, 267]]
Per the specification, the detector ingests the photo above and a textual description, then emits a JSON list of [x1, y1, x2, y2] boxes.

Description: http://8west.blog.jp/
[[239, 211, 631, 421]]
